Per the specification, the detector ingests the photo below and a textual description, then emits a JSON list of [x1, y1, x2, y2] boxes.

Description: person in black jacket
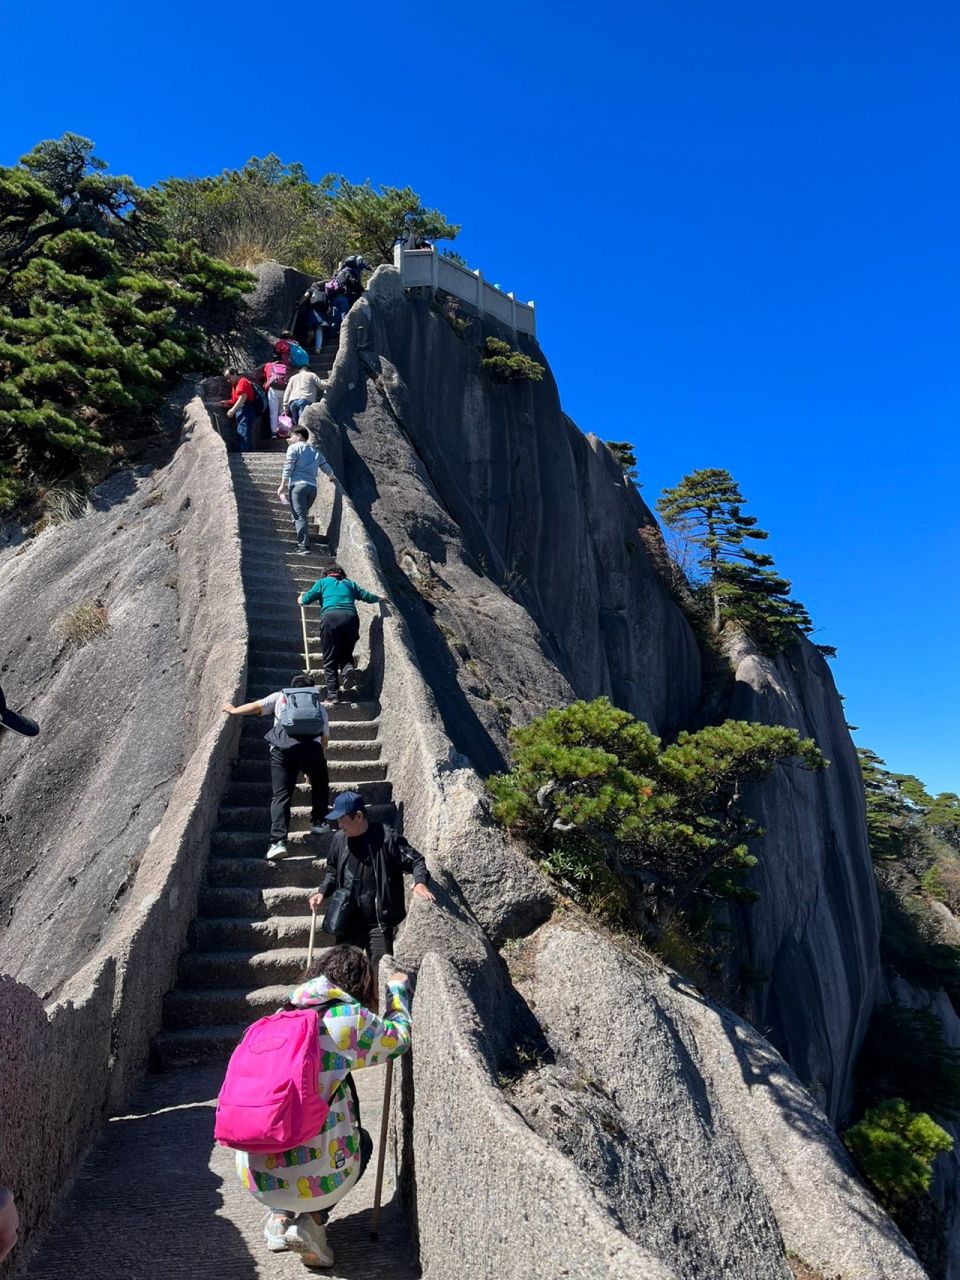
[[308, 791, 434, 966]]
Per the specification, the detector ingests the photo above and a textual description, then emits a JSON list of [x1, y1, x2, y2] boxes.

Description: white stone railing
[[393, 242, 536, 337]]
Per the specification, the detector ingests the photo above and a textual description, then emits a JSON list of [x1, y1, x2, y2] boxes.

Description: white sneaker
[[266, 841, 289, 860], [264, 1212, 292, 1252], [284, 1215, 334, 1268]]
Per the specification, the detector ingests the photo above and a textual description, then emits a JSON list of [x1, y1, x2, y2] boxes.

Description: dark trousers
[[319, 609, 360, 696], [335, 922, 394, 971], [268, 742, 329, 840]]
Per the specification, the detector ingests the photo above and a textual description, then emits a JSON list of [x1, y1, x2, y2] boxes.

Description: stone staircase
[[154, 337, 394, 1069], [25, 326, 420, 1279]]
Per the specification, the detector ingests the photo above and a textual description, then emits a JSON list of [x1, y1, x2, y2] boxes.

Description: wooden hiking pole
[[300, 601, 311, 675], [307, 908, 317, 967], [369, 1057, 394, 1241]]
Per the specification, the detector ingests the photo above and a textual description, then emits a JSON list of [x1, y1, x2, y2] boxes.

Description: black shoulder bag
[[322, 849, 358, 936]]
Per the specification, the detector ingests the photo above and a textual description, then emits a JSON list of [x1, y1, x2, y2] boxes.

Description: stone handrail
[[392, 242, 536, 337]]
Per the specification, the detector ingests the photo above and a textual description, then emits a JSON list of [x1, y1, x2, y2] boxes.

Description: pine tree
[[0, 135, 252, 512], [488, 696, 826, 925], [657, 467, 813, 652], [605, 440, 639, 485]]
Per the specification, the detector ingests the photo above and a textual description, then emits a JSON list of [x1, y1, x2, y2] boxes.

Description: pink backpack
[[214, 1008, 329, 1152], [264, 361, 289, 390]]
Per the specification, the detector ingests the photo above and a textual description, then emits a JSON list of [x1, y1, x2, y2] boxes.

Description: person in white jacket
[[236, 945, 412, 1269]]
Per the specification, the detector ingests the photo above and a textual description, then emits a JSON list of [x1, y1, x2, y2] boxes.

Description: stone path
[[25, 1064, 416, 1279], [27, 339, 419, 1278]]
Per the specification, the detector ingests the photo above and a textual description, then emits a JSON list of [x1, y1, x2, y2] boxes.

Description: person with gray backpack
[[222, 674, 330, 860]]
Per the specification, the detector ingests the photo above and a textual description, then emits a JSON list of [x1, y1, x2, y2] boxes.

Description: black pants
[[335, 922, 394, 971], [320, 609, 360, 696], [269, 741, 329, 840]]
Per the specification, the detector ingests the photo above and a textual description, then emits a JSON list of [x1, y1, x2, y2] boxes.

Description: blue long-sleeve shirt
[[282, 441, 334, 487], [301, 575, 379, 614]]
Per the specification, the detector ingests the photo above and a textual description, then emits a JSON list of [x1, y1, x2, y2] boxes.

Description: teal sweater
[[302, 576, 379, 614]]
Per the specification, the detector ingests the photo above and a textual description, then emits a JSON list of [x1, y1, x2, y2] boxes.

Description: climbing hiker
[[308, 792, 435, 966], [0, 1187, 19, 1262], [338, 253, 373, 295], [298, 566, 382, 702], [328, 254, 371, 328], [273, 332, 293, 363], [263, 355, 291, 438], [282, 367, 327, 427], [221, 369, 257, 452], [0, 684, 39, 737], [297, 281, 336, 353], [278, 428, 336, 555], [235, 945, 412, 1268], [222, 674, 330, 861]]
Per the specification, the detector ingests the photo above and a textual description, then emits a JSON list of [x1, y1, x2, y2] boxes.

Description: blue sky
[[2, 0, 957, 790]]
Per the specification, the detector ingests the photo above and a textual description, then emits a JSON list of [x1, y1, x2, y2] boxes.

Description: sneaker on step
[[264, 1212, 293, 1252], [266, 840, 290, 860], [322, 693, 339, 707], [284, 1215, 334, 1268], [310, 823, 327, 835], [294, 546, 310, 556]]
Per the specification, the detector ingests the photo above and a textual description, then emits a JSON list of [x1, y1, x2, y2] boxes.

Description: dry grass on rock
[[59, 599, 110, 648]]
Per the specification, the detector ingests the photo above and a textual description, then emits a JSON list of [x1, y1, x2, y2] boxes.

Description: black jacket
[[317, 822, 429, 928]]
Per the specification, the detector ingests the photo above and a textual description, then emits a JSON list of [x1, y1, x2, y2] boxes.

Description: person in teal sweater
[[299, 567, 382, 701]]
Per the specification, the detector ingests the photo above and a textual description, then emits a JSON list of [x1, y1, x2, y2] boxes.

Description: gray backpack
[[279, 687, 327, 738]]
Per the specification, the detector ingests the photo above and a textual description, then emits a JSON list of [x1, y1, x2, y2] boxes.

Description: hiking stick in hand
[[369, 1057, 393, 1241], [300, 603, 311, 676], [307, 907, 317, 968]]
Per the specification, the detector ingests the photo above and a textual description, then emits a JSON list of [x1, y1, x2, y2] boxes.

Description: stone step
[[152, 1023, 247, 1067], [210, 803, 395, 855], [237, 735, 381, 762], [250, 646, 334, 667], [232, 757, 387, 782], [163, 983, 292, 1028], [245, 665, 371, 691], [236, 526, 329, 547], [239, 701, 378, 727], [224, 778, 391, 807], [218, 789, 390, 830], [190, 915, 324, 951], [198, 884, 316, 918], [177, 946, 308, 989], [240, 714, 380, 739], [206, 852, 324, 887], [241, 570, 322, 593]]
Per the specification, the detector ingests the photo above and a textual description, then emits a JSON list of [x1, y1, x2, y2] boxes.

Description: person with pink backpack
[[263, 357, 291, 438], [222, 945, 412, 1269]]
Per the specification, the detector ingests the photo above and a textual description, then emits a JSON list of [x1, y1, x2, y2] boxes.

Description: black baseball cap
[[0, 685, 39, 737], [325, 791, 366, 821]]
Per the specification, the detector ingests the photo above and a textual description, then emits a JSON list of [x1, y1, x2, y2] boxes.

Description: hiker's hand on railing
[[298, 593, 307, 605], [308, 893, 324, 913], [386, 971, 409, 988]]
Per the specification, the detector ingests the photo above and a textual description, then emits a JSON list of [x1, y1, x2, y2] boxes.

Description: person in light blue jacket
[[277, 428, 335, 555], [299, 567, 382, 702]]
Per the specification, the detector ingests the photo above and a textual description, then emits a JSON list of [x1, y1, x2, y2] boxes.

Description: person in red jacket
[[221, 369, 257, 452]]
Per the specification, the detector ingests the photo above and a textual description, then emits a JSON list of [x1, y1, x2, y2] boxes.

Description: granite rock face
[[309, 267, 701, 775], [520, 924, 925, 1280], [725, 632, 882, 1119], [316, 266, 883, 1120]]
